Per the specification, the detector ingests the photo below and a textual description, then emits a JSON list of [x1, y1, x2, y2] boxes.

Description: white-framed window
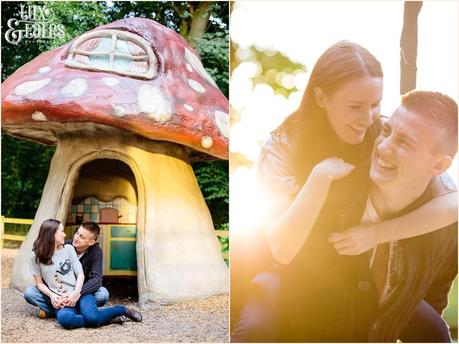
[[65, 29, 158, 79]]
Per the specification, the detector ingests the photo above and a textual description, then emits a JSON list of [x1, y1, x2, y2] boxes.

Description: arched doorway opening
[[64, 158, 139, 300]]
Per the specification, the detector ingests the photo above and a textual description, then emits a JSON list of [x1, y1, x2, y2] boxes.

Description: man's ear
[[432, 155, 452, 176], [88, 239, 96, 246], [314, 87, 327, 108]]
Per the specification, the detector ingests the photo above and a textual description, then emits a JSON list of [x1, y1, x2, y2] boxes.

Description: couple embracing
[[232, 41, 458, 342], [24, 220, 143, 329]]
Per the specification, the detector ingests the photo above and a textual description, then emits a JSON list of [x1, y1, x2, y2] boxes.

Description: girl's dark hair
[[33, 219, 61, 265], [299, 40, 383, 124]]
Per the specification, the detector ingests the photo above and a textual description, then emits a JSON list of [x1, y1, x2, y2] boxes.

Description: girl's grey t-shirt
[[29, 244, 83, 296]]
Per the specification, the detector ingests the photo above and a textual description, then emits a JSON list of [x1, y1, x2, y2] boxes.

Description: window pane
[[88, 37, 112, 68]]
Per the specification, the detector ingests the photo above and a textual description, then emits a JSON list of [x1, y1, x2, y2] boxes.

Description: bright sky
[[230, 1, 458, 232]]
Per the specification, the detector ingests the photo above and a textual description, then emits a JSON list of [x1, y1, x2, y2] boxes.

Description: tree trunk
[[400, 1, 423, 94], [188, 2, 213, 45]]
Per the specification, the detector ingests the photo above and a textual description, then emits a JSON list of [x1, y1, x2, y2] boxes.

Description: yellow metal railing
[[1, 216, 31, 246]]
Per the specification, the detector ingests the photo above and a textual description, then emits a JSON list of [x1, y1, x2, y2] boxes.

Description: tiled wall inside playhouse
[[67, 196, 137, 224]]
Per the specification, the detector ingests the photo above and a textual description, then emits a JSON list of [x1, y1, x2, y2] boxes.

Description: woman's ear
[[314, 87, 326, 108], [432, 155, 453, 176]]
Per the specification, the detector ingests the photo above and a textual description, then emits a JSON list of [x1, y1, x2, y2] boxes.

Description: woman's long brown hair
[[284, 41, 384, 180], [33, 219, 61, 265], [301, 40, 383, 111]]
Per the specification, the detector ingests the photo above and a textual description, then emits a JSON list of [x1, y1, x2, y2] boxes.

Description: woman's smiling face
[[316, 76, 383, 144]]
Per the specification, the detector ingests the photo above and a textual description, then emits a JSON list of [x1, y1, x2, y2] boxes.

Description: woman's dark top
[[257, 110, 382, 342]]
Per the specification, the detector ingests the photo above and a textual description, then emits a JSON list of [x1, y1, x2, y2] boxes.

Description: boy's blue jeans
[[56, 294, 126, 329]]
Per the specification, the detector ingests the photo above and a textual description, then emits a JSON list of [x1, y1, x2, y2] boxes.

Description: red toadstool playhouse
[[2, 18, 229, 304]]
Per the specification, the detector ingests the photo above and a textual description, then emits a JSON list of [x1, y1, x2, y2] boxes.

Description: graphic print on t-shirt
[[56, 258, 72, 275]]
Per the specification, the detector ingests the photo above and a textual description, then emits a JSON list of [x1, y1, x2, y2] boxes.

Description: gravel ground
[[1, 249, 229, 343]]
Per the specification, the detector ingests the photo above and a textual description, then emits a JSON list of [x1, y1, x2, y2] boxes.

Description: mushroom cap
[[1, 18, 229, 160]]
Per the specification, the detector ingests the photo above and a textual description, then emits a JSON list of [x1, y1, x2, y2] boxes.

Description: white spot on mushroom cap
[[61, 78, 88, 97], [112, 104, 126, 117], [102, 77, 119, 87], [14, 79, 51, 96], [138, 84, 173, 122], [188, 79, 205, 94], [31, 111, 47, 121], [38, 66, 51, 74], [201, 136, 213, 149], [184, 104, 194, 112], [165, 69, 173, 82], [186, 63, 193, 72], [184, 48, 218, 88], [214, 110, 229, 138]]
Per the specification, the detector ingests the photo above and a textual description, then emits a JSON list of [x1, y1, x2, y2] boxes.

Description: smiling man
[[317, 90, 457, 342], [24, 222, 109, 318], [359, 90, 458, 342]]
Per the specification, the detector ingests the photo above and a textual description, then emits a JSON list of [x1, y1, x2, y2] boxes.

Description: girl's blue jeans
[[24, 285, 109, 317], [55, 294, 126, 329]]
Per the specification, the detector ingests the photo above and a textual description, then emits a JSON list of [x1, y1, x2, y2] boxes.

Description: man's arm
[[80, 247, 103, 296]]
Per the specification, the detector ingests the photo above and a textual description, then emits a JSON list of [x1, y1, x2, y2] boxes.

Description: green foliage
[[194, 30, 229, 97], [4, 222, 32, 236], [192, 160, 228, 228], [1, 1, 107, 81], [1, 2, 229, 231], [1, 1, 48, 82], [104, 2, 228, 36], [1, 136, 55, 218], [234, 45, 306, 97], [219, 236, 229, 255], [44, 1, 107, 47], [217, 223, 229, 265], [444, 278, 458, 331], [230, 43, 306, 169]]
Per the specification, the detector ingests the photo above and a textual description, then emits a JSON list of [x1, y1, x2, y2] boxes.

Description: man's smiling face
[[370, 106, 446, 189]]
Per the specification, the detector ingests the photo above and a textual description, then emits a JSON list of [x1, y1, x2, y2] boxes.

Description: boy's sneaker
[[125, 308, 142, 322], [38, 309, 48, 319], [109, 315, 127, 325]]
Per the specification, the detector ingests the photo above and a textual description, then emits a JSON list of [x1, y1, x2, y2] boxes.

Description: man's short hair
[[81, 222, 100, 241], [401, 90, 458, 156]]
